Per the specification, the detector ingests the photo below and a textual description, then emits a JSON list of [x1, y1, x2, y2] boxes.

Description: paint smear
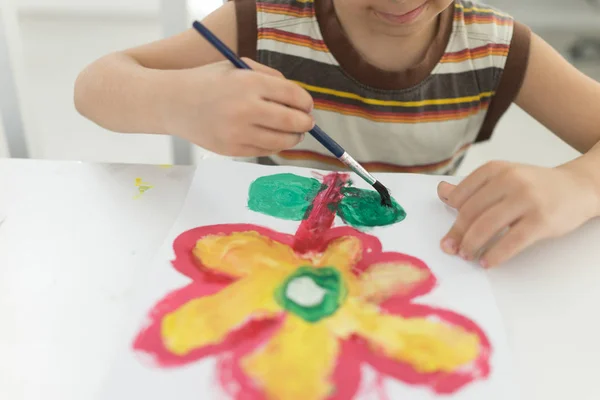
[[134, 178, 153, 199], [339, 187, 406, 228], [293, 173, 348, 254], [248, 173, 322, 221]]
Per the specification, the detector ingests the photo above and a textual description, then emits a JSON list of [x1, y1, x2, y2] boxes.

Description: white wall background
[[494, 0, 600, 31], [10, 0, 600, 30], [15, 0, 161, 15], [0, 114, 7, 158], [13, 0, 224, 17]]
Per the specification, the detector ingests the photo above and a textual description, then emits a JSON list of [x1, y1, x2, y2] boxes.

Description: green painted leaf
[[338, 187, 407, 228], [247, 173, 322, 221]]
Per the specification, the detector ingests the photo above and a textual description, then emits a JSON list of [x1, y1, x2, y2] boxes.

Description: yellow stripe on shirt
[[293, 81, 495, 108], [454, 3, 511, 18]]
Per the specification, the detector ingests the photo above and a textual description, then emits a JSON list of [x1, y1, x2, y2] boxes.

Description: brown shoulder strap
[[476, 21, 532, 142], [232, 0, 258, 59]]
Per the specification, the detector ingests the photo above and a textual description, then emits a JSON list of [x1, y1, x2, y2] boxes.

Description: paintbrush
[[192, 21, 393, 207]]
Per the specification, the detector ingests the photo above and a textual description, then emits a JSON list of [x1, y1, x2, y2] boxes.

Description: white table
[[1, 159, 600, 400]]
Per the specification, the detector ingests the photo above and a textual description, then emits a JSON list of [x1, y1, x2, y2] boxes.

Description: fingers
[[441, 180, 506, 255], [444, 161, 510, 210], [437, 181, 456, 202], [246, 145, 281, 157], [459, 199, 526, 260], [247, 126, 305, 152], [207, 58, 314, 156], [234, 60, 314, 113], [479, 220, 540, 268], [254, 101, 314, 133], [254, 73, 314, 113], [242, 58, 285, 78], [217, 143, 282, 158]]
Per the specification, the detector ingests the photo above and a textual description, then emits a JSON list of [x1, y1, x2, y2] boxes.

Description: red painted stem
[[292, 173, 349, 254]]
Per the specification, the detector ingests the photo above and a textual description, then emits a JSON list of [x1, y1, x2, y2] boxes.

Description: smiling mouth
[[374, 1, 429, 24]]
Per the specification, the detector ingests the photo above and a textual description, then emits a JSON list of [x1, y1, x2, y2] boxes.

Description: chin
[[367, 11, 433, 37]]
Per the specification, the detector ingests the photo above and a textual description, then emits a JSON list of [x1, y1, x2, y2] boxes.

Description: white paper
[[98, 159, 519, 400]]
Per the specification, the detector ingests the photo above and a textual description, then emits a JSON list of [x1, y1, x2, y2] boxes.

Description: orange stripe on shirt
[[441, 44, 509, 63], [314, 99, 490, 123], [276, 144, 471, 173], [457, 13, 513, 26], [258, 28, 328, 52], [257, 3, 314, 18]]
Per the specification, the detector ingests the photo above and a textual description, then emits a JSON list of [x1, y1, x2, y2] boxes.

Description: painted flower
[[134, 224, 491, 400]]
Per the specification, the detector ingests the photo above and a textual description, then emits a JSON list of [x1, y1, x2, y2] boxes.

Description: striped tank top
[[233, 0, 531, 174]]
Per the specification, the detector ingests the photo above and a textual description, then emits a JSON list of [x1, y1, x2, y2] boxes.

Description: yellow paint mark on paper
[[159, 164, 173, 169], [134, 178, 153, 199]]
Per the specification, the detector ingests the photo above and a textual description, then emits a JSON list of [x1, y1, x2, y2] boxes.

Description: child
[[74, 0, 600, 268]]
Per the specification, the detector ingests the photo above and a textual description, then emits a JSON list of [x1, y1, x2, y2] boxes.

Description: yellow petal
[[241, 315, 339, 400], [194, 231, 304, 277], [359, 262, 431, 303], [161, 271, 284, 356], [371, 315, 481, 373], [314, 236, 362, 272], [329, 300, 481, 374], [311, 236, 363, 297]]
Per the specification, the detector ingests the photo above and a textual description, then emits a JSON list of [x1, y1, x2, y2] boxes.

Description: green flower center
[[276, 266, 346, 323]]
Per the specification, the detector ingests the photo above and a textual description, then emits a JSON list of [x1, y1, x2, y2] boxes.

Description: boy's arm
[[437, 33, 600, 267], [514, 32, 600, 199], [515, 32, 600, 153], [123, 4, 239, 70], [74, 2, 238, 134]]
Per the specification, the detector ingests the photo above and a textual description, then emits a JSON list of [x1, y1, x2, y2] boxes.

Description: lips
[[374, 1, 428, 24]]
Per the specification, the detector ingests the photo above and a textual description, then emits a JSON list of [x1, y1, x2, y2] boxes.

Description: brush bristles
[[373, 181, 393, 208]]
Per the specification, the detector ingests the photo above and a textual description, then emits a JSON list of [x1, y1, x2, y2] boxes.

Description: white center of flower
[[285, 276, 327, 307]]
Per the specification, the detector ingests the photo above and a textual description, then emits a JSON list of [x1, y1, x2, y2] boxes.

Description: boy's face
[[333, 0, 454, 35]]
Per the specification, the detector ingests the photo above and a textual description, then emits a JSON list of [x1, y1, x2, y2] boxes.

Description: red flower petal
[[357, 252, 437, 302], [321, 227, 382, 260], [363, 300, 492, 394], [322, 227, 436, 301], [172, 224, 296, 282], [214, 322, 364, 400], [133, 281, 284, 368], [327, 340, 364, 400]]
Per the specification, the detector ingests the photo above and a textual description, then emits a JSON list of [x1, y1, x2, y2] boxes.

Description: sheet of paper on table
[[98, 159, 519, 400]]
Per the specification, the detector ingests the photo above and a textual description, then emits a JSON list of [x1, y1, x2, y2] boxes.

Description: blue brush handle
[[192, 21, 346, 158], [308, 125, 344, 158]]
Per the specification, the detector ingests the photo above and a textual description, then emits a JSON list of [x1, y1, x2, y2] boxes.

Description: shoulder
[[230, 0, 317, 58], [449, 0, 532, 80], [454, 1, 533, 141], [452, 0, 529, 47]]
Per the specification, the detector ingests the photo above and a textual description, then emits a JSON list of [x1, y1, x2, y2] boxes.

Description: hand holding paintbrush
[[192, 21, 393, 208]]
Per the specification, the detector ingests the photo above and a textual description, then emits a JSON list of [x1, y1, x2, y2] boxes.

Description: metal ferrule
[[339, 153, 377, 185]]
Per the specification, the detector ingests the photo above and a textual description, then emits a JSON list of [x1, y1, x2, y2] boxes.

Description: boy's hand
[[437, 161, 600, 268], [161, 58, 314, 157]]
